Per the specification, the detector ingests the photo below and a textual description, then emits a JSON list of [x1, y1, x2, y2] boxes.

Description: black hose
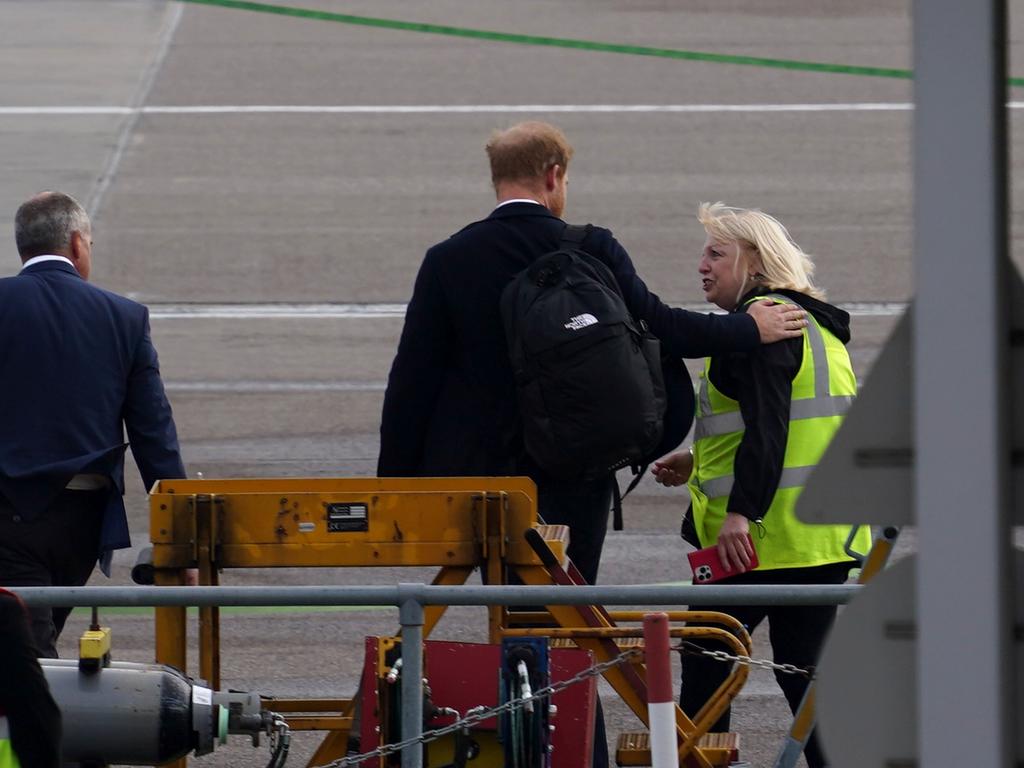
[[267, 737, 288, 768], [264, 716, 291, 768]]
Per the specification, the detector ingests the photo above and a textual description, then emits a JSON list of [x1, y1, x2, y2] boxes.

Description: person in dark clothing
[[0, 589, 62, 767], [378, 125, 804, 768], [0, 191, 186, 657], [377, 122, 806, 586], [652, 202, 870, 768]]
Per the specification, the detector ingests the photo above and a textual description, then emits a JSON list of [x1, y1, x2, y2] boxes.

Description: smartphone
[[687, 533, 759, 584]]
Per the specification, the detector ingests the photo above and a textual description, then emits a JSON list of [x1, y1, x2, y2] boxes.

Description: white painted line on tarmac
[[12, 103, 1024, 116], [86, 3, 184, 217], [148, 303, 408, 319], [143, 103, 921, 114], [147, 301, 907, 319], [0, 103, 921, 116], [0, 107, 135, 115], [165, 380, 386, 392], [839, 302, 909, 317]]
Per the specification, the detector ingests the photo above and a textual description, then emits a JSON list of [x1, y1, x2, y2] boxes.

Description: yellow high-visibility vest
[[687, 294, 870, 569], [0, 716, 21, 768]]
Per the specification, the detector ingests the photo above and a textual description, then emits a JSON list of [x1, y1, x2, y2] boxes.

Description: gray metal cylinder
[[40, 660, 199, 765]]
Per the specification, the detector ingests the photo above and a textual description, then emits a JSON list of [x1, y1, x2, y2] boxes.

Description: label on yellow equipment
[[326, 502, 369, 532]]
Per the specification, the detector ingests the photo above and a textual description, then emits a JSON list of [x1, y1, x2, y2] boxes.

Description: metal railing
[[9, 583, 860, 768], [9, 583, 859, 608]]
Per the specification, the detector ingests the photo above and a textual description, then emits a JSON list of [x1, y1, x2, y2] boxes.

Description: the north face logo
[[564, 313, 598, 330]]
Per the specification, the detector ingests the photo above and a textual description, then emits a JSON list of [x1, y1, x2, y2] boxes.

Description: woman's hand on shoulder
[[651, 449, 693, 487], [747, 299, 806, 344]]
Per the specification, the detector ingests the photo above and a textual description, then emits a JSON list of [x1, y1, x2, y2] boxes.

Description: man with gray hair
[[0, 191, 185, 657]]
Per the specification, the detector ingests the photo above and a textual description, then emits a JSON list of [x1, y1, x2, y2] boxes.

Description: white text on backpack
[[564, 313, 598, 330]]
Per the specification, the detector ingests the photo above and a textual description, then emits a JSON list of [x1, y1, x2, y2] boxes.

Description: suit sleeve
[[587, 229, 760, 358], [123, 308, 186, 490], [377, 249, 454, 476]]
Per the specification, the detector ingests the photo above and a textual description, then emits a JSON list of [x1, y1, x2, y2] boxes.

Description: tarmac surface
[[3, 1, 1024, 766]]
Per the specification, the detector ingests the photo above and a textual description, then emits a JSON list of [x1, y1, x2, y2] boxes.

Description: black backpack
[[501, 224, 667, 493]]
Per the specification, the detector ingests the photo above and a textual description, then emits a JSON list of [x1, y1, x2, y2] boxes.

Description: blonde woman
[[651, 203, 869, 768]]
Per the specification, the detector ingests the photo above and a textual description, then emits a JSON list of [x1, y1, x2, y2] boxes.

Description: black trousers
[[536, 473, 613, 587], [0, 490, 106, 658], [530, 474, 613, 768], [679, 562, 854, 768]]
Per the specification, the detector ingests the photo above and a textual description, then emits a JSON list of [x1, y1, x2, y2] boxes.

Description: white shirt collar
[[494, 198, 544, 211], [21, 254, 74, 271]]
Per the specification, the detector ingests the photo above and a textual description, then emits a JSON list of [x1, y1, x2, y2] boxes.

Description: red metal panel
[[361, 638, 596, 767]]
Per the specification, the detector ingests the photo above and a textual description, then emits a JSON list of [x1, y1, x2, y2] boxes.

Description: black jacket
[[0, 590, 61, 767], [0, 260, 185, 569], [378, 202, 761, 478]]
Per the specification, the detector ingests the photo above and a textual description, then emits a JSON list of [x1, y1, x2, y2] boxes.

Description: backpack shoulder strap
[[611, 464, 649, 531], [560, 223, 592, 249]]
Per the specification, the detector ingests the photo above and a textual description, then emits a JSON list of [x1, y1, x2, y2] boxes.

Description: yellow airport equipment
[[147, 477, 750, 768], [78, 607, 112, 673]]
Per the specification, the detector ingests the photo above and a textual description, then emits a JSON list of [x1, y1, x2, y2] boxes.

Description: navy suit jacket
[[377, 202, 761, 478], [0, 259, 185, 569]]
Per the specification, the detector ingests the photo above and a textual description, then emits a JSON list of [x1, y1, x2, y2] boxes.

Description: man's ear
[[68, 231, 86, 263], [67, 230, 91, 279], [544, 164, 561, 191]]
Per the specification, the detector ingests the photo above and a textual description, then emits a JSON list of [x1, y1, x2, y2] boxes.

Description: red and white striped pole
[[643, 611, 677, 768]]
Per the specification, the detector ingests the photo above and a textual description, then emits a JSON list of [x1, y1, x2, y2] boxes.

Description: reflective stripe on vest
[[687, 294, 870, 569], [694, 294, 853, 442], [698, 464, 817, 500]]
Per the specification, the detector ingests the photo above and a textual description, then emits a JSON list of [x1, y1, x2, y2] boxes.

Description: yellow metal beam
[[146, 476, 751, 767], [283, 716, 353, 731], [260, 697, 352, 712], [153, 567, 187, 768], [150, 477, 543, 569], [423, 565, 474, 637]]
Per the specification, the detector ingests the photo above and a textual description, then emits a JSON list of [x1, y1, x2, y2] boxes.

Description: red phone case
[[687, 533, 759, 584]]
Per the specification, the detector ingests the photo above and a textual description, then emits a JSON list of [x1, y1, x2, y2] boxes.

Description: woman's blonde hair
[[697, 202, 824, 301]]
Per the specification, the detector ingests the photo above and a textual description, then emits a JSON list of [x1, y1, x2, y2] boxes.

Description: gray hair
[[15, 191, 91, 259]]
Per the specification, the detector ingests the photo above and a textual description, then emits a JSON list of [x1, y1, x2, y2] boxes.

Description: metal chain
[[321, 648, 643, 768], [267, 713, 291, 768], [675, 641, 814, 679]]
